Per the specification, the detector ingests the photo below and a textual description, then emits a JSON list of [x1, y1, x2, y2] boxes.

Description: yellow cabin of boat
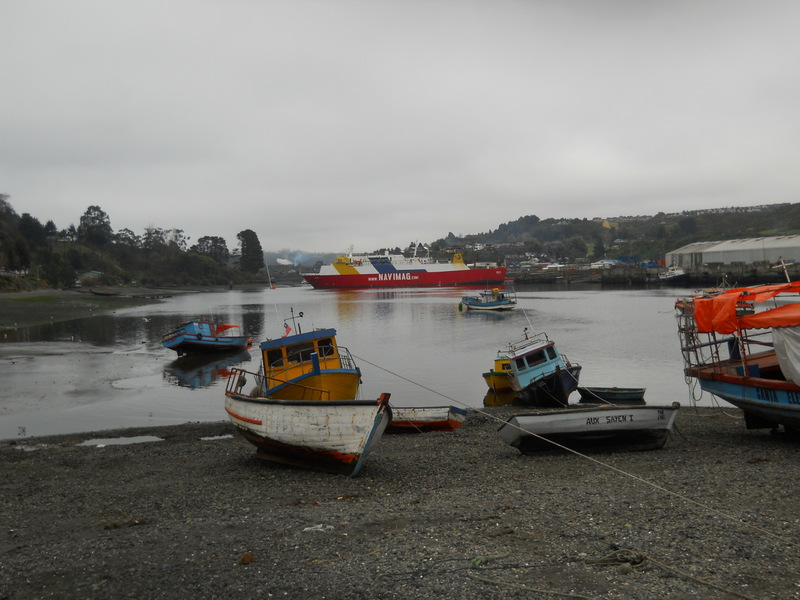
[[260, 331, 361, 401]]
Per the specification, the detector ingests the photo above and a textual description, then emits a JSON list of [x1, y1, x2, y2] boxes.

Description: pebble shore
[[2, 406, 799, 600]]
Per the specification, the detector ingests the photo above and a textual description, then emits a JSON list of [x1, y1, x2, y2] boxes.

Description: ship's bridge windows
[[546, 346, 557, 360], [525, 350, 546, 368], [318, 338, 335, 357], [515, 357, 526, 371], [266, 348, 284, 367], [287, 341, 315, 363]]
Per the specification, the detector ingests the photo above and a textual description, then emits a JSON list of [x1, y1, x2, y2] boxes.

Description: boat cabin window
[[525, 350, 546, 368], [266, 348, 284, 367], [546, 346, 557, 360], [286, 341, 315, 363], [317, 337, 335, 357], [515, 357, 526, 370]]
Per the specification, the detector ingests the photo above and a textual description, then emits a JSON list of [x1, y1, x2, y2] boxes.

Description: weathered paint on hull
[[224, 394, 391, 476], [303, 268, 507, 289], [386, 406, 468, 433], [499, 404, 680, 453], [694, 373, 800, 430]]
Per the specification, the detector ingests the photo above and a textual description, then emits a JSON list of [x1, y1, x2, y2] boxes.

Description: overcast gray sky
[[3, 1, 800, 254]]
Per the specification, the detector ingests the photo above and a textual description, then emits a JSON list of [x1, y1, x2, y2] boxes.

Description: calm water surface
[[0, 285, 704, 440]]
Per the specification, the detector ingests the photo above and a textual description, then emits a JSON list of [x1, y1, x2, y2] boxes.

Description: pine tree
[[237, 229, 265, 273]]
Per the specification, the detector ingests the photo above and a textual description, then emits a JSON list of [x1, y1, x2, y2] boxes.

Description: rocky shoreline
[[2, 406, 799, 599]]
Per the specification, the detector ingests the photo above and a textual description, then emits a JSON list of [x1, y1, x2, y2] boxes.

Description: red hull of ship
[[304, 267, 507, 289]]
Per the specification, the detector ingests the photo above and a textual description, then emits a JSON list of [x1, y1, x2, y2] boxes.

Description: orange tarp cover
[[693, 282, 800, 334], [739, 303, 800, 330]]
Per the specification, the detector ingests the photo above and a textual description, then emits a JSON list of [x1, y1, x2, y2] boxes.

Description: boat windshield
[[513, 345, 559, 372], [265, 337, 337, 368]]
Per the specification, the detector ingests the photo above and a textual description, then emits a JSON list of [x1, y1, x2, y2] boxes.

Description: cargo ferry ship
[[301, 251, 507, 289]]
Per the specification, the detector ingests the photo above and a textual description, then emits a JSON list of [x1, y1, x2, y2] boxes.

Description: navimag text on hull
[[301, 250, 507, 289]]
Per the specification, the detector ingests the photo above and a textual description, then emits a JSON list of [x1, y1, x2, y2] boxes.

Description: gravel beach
[[2, 406, 799, 600]]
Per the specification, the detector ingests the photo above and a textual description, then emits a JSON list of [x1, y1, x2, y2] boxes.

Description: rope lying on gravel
[[356, 354, 794, 548], [465, 549, 757, 599], [466, 553, 599, 599], [586, 548, 757, 600]]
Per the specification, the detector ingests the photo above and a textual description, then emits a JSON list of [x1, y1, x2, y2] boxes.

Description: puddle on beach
[[78, 435, 165, 447]]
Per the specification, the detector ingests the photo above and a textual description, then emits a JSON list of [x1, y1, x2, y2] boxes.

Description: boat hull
[[162, 321, 251, 356], [224, 394, 391, 476], [462, 300, 516, 311], [577, 386, 646, 404], [512, 365, 582, 407], [692, 371, 800, 431], [163, 336, 251, 355], [499, 404, 680, 453], [303, 267, 507, 289], [386, 406, 468, 433], [482, 370, 512, 392]]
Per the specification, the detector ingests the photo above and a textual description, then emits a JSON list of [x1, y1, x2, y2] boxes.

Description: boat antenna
[[284, 307, 304, 335]]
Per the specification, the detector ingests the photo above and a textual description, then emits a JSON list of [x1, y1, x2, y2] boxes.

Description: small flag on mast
[[282, 323, 292, 337]]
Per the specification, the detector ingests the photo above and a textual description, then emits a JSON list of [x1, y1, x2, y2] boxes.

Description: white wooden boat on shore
[[223, 311, 391, 476], [498, 403, 680, 453], [224, 392, 392, 476]]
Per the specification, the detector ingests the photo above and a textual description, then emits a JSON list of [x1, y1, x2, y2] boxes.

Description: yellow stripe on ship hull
[[332, 257, 360, 275]]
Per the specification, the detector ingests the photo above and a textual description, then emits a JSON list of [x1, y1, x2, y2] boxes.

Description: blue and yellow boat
[[505, 329, 582, 407], [252, 326, 363, 401]]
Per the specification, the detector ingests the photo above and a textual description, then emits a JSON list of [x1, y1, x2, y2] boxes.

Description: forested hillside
[[434, 203, 800, 265], [2, 192, 799, 290]]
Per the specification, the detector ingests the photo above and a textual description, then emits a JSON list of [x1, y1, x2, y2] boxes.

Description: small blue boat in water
[[162, 321, 252, 356], [460, 288, 517, 311]]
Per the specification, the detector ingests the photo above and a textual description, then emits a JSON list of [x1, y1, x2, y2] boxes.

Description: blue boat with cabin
[[460, 288, 517, 311], [503, 329, 582, 407]]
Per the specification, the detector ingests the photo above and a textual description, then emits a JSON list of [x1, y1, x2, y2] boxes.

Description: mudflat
[[1, 407, 798, 600], [0, 289, 171, 330]]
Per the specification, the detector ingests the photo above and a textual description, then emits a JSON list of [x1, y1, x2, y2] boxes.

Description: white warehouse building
[[665, 235, 800, 267]]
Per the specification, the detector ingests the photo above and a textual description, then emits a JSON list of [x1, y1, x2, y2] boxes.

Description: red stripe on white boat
[[225, 406, 262, 425]]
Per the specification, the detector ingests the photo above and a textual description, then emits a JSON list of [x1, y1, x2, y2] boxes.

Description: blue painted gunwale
[[696, 375, 800, 429]]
